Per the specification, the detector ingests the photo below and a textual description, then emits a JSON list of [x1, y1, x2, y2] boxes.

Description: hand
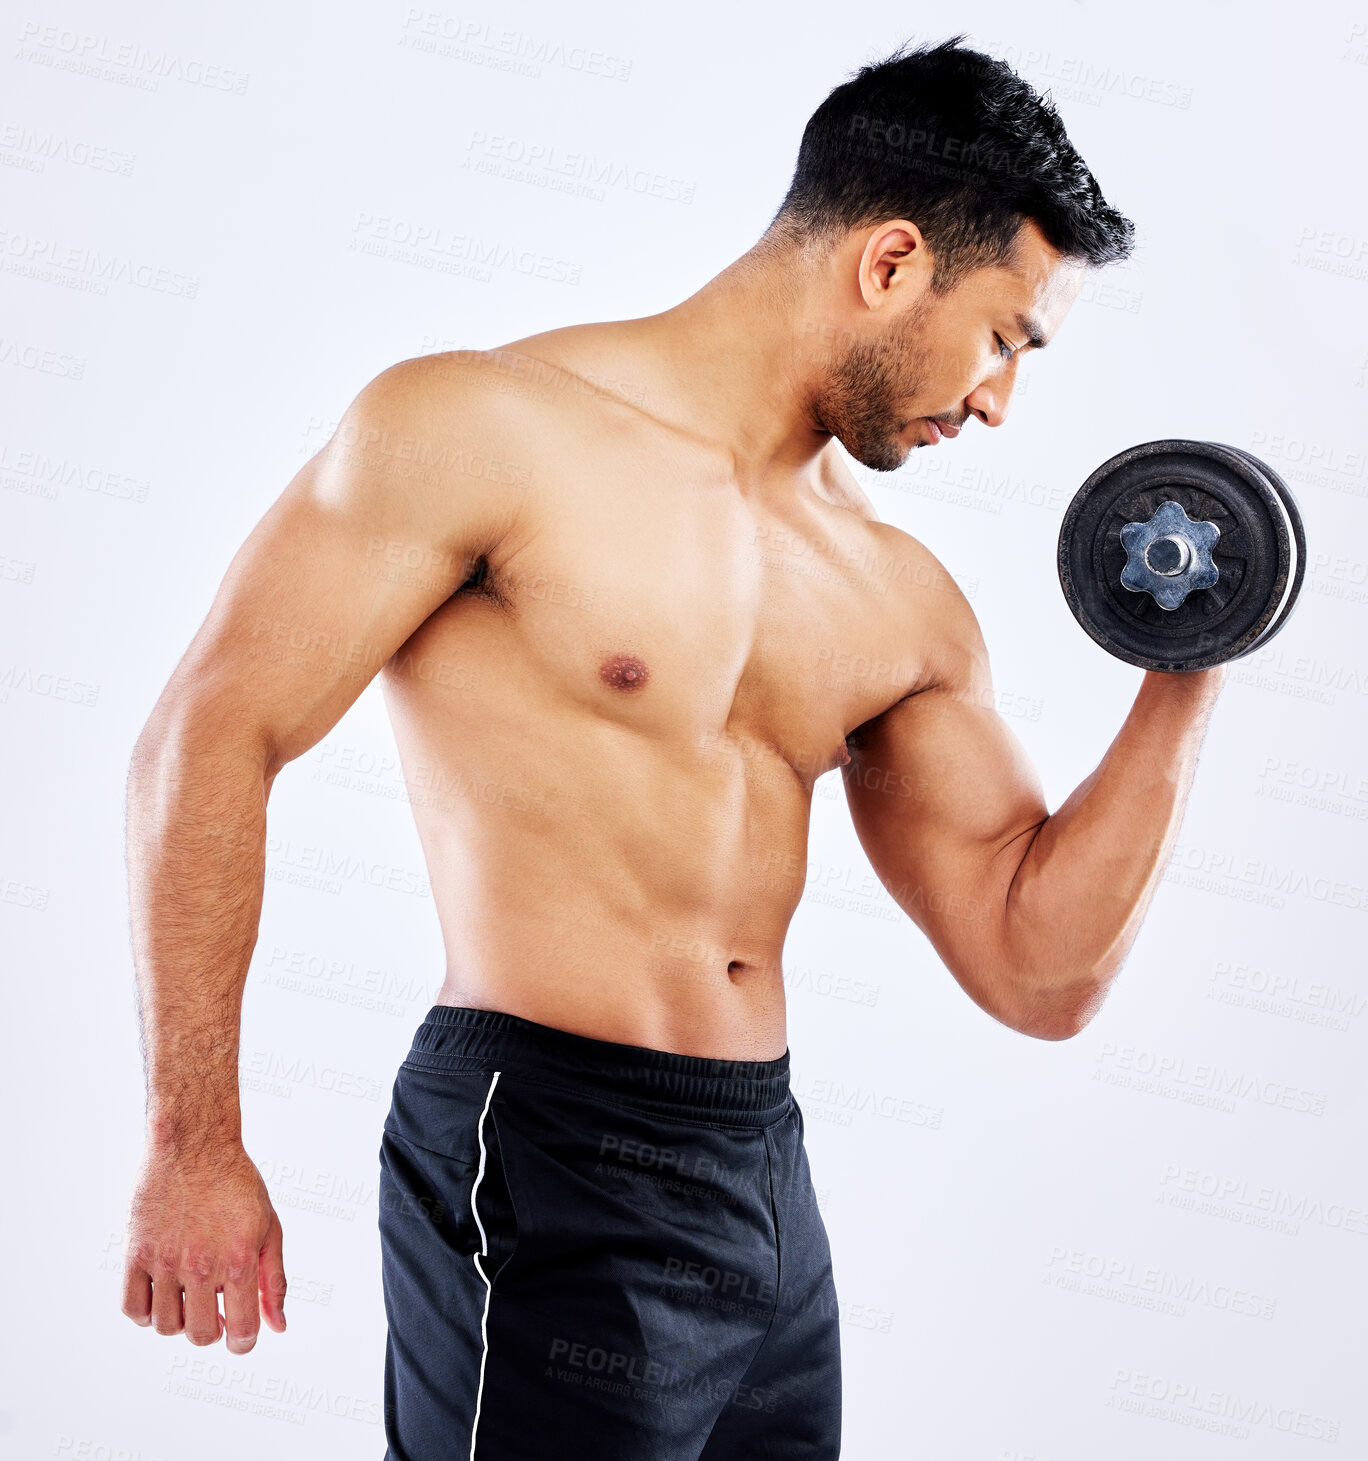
[[121, 1140, 287, 1352], [1139, 663, 1227, 707]]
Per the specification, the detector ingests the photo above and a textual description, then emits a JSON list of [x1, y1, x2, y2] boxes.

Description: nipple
[[600, 653, 650, 691]]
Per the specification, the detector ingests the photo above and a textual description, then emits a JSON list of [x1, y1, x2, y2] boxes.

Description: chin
[[854, 440, 910, 473], [830, 417, 910, 474]]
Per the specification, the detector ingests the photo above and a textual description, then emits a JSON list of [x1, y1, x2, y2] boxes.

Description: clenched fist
[[121, 1142, 287, 1352]]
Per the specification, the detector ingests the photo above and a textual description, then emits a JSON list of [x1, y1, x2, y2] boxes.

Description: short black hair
[[770, 35, 1135, 286]]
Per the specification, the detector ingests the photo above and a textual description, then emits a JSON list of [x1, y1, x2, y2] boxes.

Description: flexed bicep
[[841, 626, 1050, 1029]]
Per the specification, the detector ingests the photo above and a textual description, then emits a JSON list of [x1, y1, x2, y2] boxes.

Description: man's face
[[813, 219, 1086, 472]]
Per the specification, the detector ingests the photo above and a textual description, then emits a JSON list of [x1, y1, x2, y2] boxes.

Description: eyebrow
[[1015, 311, 1048, 350]]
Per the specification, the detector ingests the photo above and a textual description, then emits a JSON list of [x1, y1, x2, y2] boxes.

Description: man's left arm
[[841, 608, 1223, 1040]]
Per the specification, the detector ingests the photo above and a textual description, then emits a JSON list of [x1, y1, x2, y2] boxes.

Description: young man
[[121, 35, 1221, 1460]]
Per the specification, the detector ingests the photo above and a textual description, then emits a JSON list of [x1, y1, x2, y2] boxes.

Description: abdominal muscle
[[385, 676, 813, 1062]]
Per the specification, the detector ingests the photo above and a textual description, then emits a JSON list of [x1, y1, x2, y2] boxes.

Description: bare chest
[[393, 454, 929, 785]]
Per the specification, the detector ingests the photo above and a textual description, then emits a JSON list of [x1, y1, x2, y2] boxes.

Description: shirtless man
[[121, 36, 1222, 1460]]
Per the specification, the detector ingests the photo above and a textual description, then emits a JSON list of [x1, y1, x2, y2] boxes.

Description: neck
[[634, 236, 844, 478]]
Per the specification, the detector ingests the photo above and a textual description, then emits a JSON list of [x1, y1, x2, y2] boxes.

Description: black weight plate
[[1058, 439, 1294, 672], [1058, 439, 1289, 671], [1212, 444, 1302, 656], [1216, 443, 1305, 656]]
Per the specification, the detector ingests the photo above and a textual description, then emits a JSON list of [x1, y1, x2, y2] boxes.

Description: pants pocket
[[379, 1069, 521, 1286], [475, 1096, 520, 1284]]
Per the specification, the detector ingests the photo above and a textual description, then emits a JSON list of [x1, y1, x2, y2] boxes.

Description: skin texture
[[121, 216, 1223, 1351]]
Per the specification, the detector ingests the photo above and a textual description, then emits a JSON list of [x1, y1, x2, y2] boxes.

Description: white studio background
[[1, 1, 1365, 1457]]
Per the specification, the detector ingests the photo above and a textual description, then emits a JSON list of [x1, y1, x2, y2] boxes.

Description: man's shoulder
[[812, 452, 988, 700], [330, 340, 631, 482], [816, 449, 971, 608], [357, 345, 587, 418], [305, 352, 570, 527]]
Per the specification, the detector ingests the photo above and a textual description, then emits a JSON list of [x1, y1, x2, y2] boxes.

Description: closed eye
[[994, 333, 1017, 361]]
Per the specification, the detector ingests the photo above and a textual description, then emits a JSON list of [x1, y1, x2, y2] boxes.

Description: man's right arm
[[841, 579, 1221, 1041], [121, 354, 527, 1352]]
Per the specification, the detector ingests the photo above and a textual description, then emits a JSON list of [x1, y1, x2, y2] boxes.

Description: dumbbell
[[1057, 439, 1306, 672]]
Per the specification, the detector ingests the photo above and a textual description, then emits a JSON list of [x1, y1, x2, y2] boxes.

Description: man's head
[[767, 36, 1135, 470]]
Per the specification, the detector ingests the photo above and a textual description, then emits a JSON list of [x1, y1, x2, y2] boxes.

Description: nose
[[965, 358, 1017, 429]]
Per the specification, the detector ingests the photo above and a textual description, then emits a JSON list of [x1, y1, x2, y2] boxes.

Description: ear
[[857, 221, 933, 310]]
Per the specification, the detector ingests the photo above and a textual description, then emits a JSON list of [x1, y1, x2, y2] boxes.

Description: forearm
[[1000, 668, 1224, 1031], [126, 706, 273, 1155]]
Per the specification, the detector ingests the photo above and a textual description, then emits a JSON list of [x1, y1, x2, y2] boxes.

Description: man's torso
[[370, 327, 965, 1058]]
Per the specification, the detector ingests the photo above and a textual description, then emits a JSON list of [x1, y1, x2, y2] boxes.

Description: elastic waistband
[[403, 1005, 791, 1128]]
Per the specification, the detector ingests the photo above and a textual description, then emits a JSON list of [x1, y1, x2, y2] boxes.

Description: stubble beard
[[811, 300, 934, 473]]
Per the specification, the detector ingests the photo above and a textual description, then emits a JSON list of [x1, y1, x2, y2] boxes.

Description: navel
[[599, 653, 650, 691]]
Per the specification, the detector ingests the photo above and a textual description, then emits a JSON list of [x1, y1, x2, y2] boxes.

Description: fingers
[[150, 1261, 185, 1337], [122, 1251, 270, 1352], [258, 1211, 288, 1333], [183, 1280, 224, 1347], [120, 1256, 153, 1327], [222, 1246, 262, 1354]]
